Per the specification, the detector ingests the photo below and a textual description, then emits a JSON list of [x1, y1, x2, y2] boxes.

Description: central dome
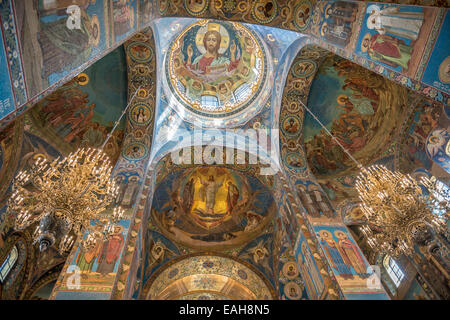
[[164, 20, 270, 127]]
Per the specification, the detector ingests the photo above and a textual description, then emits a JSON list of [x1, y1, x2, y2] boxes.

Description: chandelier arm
[[297, 98, 362, 168], [100, 86, 141, 150]]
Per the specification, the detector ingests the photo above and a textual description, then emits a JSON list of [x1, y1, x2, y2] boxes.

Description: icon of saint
[[185, 29, 239, 75]]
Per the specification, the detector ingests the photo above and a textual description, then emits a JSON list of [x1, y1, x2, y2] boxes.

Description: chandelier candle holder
[[8, 148, 123, 254], [7, 86, 141, 254], [356, 165, 449, 258]]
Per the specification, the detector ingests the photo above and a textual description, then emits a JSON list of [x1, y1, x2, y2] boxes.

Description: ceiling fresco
[[144, 254, 276, 300], [159, 18, 274, 128], [0, 1, 448, 301], [149, 17, 304, 163], [27, 47, 128, 163], [139, 217, 280, 298], [398, 99, 450, 177], [276, 41, 448, 273], [151, 166, 276, 250], [165, 20, 268, 119], [295, 53, 449, 208], [304, 53, 408, 179], [278, 46, 449, 212]]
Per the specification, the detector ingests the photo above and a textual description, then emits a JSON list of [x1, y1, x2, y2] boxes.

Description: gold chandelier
[[8, 148, 124, 254], [298, 99, 449, 261], [356, 165, 449, 257], [7, 87, 141, 254]]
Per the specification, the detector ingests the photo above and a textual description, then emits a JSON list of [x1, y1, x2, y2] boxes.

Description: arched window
[[431, 180, 449, 217], [233, 83, 251, 102], [201, 95, 219, 109], [383, 255, 404, 287], [0, 246, 18, 282]]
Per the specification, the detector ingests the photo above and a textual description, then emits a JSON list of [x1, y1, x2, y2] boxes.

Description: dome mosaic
[[164, 20, 270, 126]]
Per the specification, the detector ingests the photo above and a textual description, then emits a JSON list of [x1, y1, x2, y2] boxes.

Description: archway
[[142, 253, 277, 300]]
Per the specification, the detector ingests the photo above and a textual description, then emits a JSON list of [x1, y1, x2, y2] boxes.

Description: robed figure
[[363, 33, 412, 70], [76, 238, 102, 272], [182, 178, 195, 213], [367, 6, 424, 41], [97, 225, 124, 275], [185, 30, 239, 75], [335, 231, 368, 275], [318, 230, 353, 279], [226, 181, 239, 214], [199, 175, 225, 214]]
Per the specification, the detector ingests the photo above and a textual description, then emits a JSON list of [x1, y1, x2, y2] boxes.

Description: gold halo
[[90, 14, 100, 47], [137, 88, 148, 98], [195, 22, 230, 55], [320, 22, 328, 37], [113, 224, 124, 233], [360, 33, 372, 53], [334, 230, 346, 238], [32, 153, 47, 160], [76, 73, 89, 85], [337, 94, 348, 105], [438, 56, 450, 84], [318, 230, 331, 238]]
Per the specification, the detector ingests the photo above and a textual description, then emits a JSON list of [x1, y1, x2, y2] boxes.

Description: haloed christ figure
[[185, 30, 239, 75]]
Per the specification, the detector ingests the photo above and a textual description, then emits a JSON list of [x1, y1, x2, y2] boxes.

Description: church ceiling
[[149, 17, 304, 164], [136, 147, 289, 298], [0, 0, 448, 301], [1, 0, 448, 133]]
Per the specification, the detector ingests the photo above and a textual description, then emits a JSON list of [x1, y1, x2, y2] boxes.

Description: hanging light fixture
[[299, 99, 449, 259], [7, 86, 141, 254], [356, 165, 449, 257]]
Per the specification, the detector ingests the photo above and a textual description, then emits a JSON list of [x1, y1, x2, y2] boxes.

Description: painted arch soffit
[[144, 254, 277, 300], [279, 45, 330, 176]]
